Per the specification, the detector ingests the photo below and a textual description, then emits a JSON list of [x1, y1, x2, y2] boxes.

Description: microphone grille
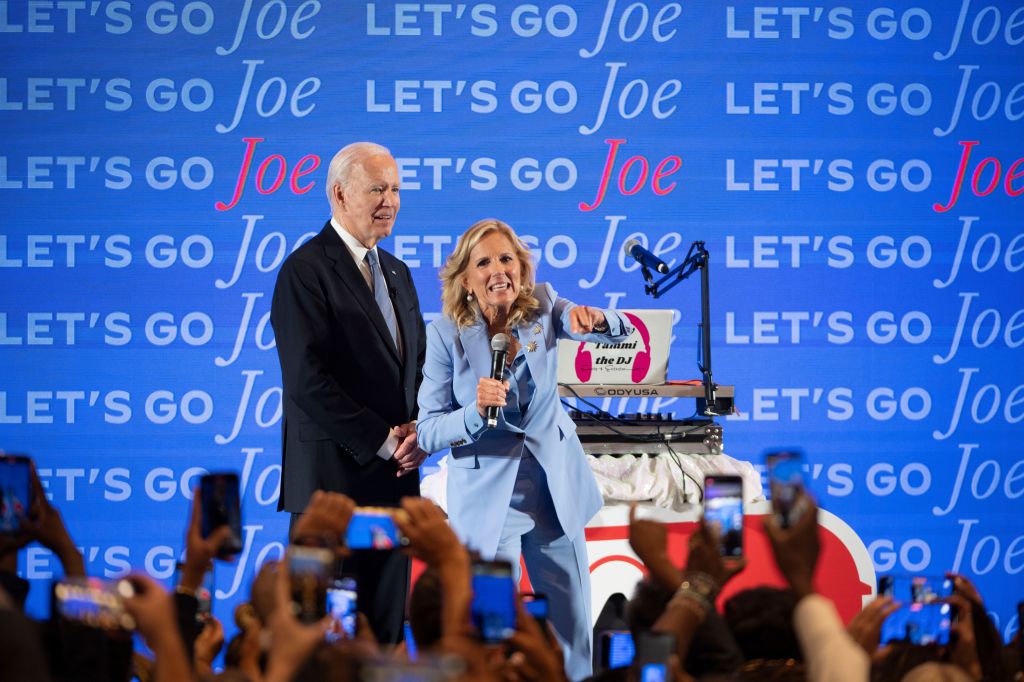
[[622, 238, 640, 254], [491, 333, 510, 352]]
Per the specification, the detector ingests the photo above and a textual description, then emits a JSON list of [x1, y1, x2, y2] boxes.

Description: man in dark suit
[[270, 141, 426, 643]]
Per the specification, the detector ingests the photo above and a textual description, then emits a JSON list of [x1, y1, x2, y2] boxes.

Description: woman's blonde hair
[[440, 218, 540, 329]]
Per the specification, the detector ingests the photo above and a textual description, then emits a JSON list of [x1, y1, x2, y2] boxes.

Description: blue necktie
[[366, 249, 399, 352]]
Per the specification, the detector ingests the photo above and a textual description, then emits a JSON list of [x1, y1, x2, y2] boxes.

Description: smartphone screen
[[766, 450, 804, 528], [346, 508, 405, 550], [0, 454, 32, 534], [326, 576, 357, 642], [470, 560, 516, 643], [634, 631, 675, 682], [704, 475, 744, 557], [53, 578, 135, 632], [200, 472, 243, 556], [600, 630, 635, 669], [288, 546, 333, 624], [881, 602, 953, 646], [878, 575, 955, 646], [910, 576, 953, 604], [523, 593, 548, 629]]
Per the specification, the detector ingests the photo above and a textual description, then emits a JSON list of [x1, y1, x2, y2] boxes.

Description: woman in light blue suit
[[416, 218, 632, 680]]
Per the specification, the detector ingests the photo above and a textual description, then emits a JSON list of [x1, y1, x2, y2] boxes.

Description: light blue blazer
[[416, 283, 633, 558]]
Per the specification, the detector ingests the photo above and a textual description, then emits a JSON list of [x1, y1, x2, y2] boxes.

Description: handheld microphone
[[623, 239, 669, 274], [486, 333, 510, 428]]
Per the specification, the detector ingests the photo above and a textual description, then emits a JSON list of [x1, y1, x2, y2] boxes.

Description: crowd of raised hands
[[1, 463, 1021, 682]]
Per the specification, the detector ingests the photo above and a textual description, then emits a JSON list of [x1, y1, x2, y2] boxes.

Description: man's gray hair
[[325, 141, 392, 208]]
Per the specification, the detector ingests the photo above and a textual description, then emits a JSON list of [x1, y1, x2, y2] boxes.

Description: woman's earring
[[466, 291, 474, 302]]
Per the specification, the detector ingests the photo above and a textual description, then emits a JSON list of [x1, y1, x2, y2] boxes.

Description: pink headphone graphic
[[574, 312, 651, 384]]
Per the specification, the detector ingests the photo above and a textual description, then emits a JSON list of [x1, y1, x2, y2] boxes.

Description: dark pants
[[290, 513, 409, 644]]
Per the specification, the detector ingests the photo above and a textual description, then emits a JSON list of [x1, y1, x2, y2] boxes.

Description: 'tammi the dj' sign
[[557, 310, 673, 385]]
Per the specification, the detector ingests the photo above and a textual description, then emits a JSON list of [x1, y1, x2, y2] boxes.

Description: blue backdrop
[[1, 0, 1021, 642]]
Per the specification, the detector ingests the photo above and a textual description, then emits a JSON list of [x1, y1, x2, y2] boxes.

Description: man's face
[[334, 153, 400, 248]]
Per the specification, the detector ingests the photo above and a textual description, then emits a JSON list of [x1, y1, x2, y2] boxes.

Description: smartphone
[[765, 449, 804, 528], [200, 472, 243, 556], [703, 475, 744, 557], [326, 576, 358, 642], [0, 454, 33, 534], [600, 630, 635, 669], [287, 545, 333, 624], [346, 507, 407, 550], [470, 559, 516, 643], [634, 631, 676, 682], [53, 577, 136, 632], [522, 593, 548, 630], [878, 575, 955, 646]]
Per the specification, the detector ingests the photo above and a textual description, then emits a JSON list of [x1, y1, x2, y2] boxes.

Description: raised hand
[[569, 305, 607, 334], [846, 596, 900, 655], [764, 493, 820, 598], [181, 489, 233, 592], [290, 490, 355, 551]]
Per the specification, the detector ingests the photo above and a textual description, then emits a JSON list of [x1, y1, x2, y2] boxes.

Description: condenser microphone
[[486, 333, 510, 428], [623, 239, 669, 274]]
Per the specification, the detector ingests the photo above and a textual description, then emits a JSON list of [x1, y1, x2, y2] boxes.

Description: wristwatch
[[673, 571, 719, 613]]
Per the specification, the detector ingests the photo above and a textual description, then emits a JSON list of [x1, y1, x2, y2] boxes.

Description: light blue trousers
[[494, 451, 593, 682]]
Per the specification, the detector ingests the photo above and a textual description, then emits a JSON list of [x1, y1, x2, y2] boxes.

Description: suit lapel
[[459, 319, 493, 385], [519, 317, 546, 413], [320, 224, 401, 366]]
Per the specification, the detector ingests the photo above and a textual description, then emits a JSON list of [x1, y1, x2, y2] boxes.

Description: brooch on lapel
[[526, 341, 537, 353], [532, 324, 542, 334]]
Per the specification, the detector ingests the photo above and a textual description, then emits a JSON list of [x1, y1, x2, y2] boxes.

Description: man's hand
[[846, 596, 900, 656], [947, 593, 983, 681], [504, 596, 569, 682], [394, 497, 464, 567], [122, 575, 181, 645], [181, 489, 232, 593], [764, 493, 820, 599], [686, 517, 746, 589], [569, 305, 606, 334], [628, 503, 686, 590], [6, 465, 86, 577], [264, 555, 331, 682], [628, 502, 669, 565], [291, 490, 355, 551], [194, 615, 225, 675], [947, 572, 983, 607], [392, 422, 427, 478]]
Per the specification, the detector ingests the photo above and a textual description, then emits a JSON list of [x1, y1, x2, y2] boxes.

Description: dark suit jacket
[[271, 221, 425, 512]]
